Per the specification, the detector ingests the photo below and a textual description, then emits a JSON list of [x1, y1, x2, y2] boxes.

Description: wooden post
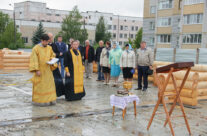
[[154, 48, 157, 61], [173, 48, 176, 62], [112, 106, 115, 116], [196, 48, 200, 64]]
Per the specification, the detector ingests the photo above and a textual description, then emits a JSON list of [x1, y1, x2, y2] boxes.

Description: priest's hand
[[66, 72, 70, 77], [36, 71, 41, 76]]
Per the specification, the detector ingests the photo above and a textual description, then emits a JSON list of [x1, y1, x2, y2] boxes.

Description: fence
[[153, 48, 207, 64]]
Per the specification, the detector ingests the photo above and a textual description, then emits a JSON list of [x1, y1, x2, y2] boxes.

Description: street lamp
[[83, 16, 86, 46], [9, 4, 16, 47]]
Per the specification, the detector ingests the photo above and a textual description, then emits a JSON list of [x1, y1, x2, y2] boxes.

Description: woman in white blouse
[[100, 41, 111, 85], [120, 44, 136, 82]]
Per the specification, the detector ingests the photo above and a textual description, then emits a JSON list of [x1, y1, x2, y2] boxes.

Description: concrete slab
[[0, 70, 206, 136]]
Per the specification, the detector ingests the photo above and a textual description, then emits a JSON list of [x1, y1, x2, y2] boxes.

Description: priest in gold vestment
[[29, 34, 57, 106], [64, 40, 85, 101]]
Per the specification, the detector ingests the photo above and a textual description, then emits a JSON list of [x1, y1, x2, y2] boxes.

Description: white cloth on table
[[110, 95, 140, 109]]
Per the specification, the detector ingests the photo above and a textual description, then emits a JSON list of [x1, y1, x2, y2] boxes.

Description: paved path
[[0, 70, 206, 136]]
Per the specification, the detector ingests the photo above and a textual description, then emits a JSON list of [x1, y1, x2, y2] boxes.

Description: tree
[[0, 21, 24, 49], [32, 22, 45, 45], [0, 12, 9, 35], [0, 11, 24, 49], [60, 6, 88, 44], [133, 27, 143, 49], [95, 16, 111, 43]]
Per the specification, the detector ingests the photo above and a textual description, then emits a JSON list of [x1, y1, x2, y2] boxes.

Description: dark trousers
[[97, 62, 104, 80], [137, 66, 149, 89]]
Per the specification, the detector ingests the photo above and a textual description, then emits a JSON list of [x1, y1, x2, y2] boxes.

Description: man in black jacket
[[95, 40, 105, 81], [48, 33, 65, 97], [84, 40, 95, 79]]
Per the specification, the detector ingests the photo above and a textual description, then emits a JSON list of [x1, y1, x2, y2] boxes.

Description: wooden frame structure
[[147, 62, 194, 136]]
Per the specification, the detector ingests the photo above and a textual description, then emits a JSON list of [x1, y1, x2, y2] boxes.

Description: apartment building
[[0, 1, 142, 46], [143, 0, 207, 49]]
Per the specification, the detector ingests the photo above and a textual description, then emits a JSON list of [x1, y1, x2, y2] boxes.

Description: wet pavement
[[0, 70, 207, 136]]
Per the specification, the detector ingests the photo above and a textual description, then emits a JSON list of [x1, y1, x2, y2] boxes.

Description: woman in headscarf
[[64, 40, 85, 101], [109, 42, 123, 87], [120, 44, 136, 82], [100, 41, 111, 85]]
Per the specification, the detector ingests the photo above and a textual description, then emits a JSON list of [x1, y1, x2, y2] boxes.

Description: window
[[150, 37, 155, 45], [182, 34, 202, 44], [110, 17, 113, 20], [47, 13, 52, 16], [47, 20, 51, 22], [159, 0, 173, 10], [157, 17, 171, 26], [89, 16, 91, 19], [150, 6, 156, 14], [157, 35, 171, 43], [55, 14, 60, 16], [131, 26, 134, 31], [113, 33, 116, 38], [184, 0, 204, 5], [130, 34, 134, 39], [31, 19, 36, 21], [124, 19, 127, 22], [113, 25, 116, 30], [184, 14, 203, 24], [108, 25, 112, 30], [119, 41, 123, 46], [124, 26, 128, 31], [132, 20, 135, 23], [135, 26, 139, 31], [150, 22, 155, 30], [179, 0, 182, 9], [124, 34, 127, 38], [120, 25, 123, 30], [56, 21, 60, 23], [120, 33, 123, 38], [22, 37, 28, 43]]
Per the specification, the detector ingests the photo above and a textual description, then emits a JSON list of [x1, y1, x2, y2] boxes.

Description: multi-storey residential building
[[0, 1, 142, 46], [143, 0, 206, 49]]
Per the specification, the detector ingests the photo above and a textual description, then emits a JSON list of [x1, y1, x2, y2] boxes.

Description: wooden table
[[110, 95, 139, 120], [147, 62, 194, 136]]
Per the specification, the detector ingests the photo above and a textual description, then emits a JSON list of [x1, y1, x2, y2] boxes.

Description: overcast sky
[[1, 0, 144, 17]]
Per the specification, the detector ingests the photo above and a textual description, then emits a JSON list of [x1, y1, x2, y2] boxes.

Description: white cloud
[[0, 0, 144, 17]]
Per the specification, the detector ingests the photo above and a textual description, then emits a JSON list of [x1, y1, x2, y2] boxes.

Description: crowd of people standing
[[29, 32, 153, 106]]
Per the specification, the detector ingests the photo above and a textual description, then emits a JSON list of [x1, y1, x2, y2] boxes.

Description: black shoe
[[142, 88, 147, 91], [135, 88, 142, 90]]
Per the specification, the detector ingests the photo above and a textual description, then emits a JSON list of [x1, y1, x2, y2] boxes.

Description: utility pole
[[83, 17, 86, 46], [117, 15, 119, 42], [9, 4, 16, 46]]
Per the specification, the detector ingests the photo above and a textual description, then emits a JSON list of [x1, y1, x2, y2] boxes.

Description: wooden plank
[[3, 67, 29, 70], [3, 55, 30, 59], [3, 63, 29, 67], [156, 62, 194, 73], [3, 59, 30, 63]]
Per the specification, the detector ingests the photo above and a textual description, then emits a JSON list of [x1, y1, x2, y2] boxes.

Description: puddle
[[0, 104, 156, 127]]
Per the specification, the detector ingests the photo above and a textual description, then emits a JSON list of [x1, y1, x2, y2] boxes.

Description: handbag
[[130, 69, 135, 74], [147, 69, 153, 75]]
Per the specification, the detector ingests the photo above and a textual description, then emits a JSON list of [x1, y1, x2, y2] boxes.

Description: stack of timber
[[153, 61, 207, 106], [93, 62, 98, 73], [0, 48, 31, 70], [0, 50, 4, 69]]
